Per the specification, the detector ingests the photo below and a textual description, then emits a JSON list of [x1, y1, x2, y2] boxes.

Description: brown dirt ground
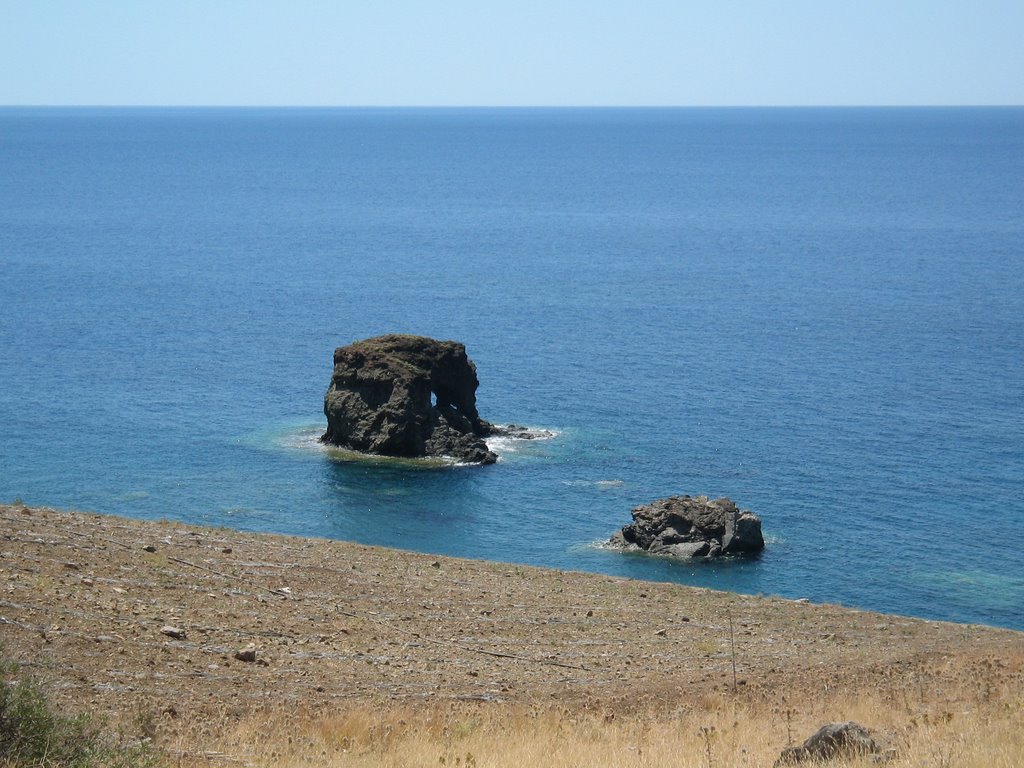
[[1, 504, 1021, 726]]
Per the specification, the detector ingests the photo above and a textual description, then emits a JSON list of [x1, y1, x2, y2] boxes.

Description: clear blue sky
[[2, 0, 1021, 106]]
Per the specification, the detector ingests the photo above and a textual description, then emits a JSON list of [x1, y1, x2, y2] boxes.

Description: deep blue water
[[2, 107, 1022, 630]]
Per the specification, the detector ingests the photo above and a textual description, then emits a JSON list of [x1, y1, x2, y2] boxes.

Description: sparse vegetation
[[0, 646, 155, 768]]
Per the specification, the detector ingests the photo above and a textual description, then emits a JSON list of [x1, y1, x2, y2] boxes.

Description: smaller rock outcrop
[[607, 495, 764, 559], [775, 721, 884, 766]]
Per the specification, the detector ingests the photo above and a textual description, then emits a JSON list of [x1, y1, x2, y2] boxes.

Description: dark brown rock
[[608, 495, 764, 559], [321, 335, 499, 464]]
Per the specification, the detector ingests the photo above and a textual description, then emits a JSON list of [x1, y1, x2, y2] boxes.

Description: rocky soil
[[1, 504, 1021, 728]]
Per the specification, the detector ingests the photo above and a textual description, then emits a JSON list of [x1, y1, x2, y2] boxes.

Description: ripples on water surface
[[1, 107, 1022, 629]]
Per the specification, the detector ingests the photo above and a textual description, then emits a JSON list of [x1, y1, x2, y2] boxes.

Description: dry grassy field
[[1, 504, 1021, 766]]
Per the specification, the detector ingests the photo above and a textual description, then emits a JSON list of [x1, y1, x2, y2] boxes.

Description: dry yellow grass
[[175, 679, 1024, 768]]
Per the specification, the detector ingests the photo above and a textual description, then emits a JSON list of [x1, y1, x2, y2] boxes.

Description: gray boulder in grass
[[775, 721, 884, 765]]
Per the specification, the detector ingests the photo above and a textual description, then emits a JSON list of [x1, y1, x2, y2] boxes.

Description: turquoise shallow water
[[1, 107, 1022, 629]]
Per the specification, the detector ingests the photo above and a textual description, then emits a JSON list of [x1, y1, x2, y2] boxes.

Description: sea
[[1, 107, 1022, 631]]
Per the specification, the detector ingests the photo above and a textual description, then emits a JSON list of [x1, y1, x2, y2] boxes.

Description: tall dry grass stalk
[[168, 672, 1023, 768]]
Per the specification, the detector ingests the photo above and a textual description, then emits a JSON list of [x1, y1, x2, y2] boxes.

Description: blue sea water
[[1, 107, 1022, 630]]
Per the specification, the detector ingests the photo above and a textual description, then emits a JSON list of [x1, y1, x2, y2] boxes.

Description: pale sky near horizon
[[1, 1, 1022, 107]]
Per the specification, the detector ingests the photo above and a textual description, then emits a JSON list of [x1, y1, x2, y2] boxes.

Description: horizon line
[[2, 103, 1022, 110]]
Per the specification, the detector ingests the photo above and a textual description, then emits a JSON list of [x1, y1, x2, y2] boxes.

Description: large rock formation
[[608, 495, 764, 559], [321, 335, 499, 465]]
